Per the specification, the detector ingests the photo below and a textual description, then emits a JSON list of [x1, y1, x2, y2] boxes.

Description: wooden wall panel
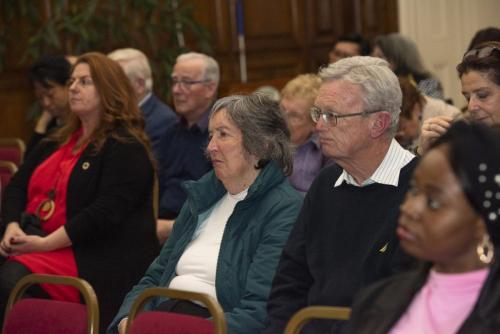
[[0, 0, 399, 140], [0, 71, 34, 142]]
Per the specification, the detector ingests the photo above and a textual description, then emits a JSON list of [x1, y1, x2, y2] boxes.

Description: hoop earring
[[477, 234, 494, 264]]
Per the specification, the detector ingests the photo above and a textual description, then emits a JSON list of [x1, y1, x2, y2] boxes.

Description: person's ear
[[474, 216, 487, 241], [412, 102, 423, 122], [370, 111, 392, 138], [134, 77, 146, 96], [204, 81, 217, 99]]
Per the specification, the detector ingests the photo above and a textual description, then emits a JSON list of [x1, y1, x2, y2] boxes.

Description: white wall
[[398, 0, 500, 107]]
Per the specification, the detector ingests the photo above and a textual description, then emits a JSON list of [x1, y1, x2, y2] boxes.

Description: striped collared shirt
[[334, 139, 415, 188]]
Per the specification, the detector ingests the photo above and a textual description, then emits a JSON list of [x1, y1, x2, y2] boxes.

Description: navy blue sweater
[[264, 159, 418, 333]]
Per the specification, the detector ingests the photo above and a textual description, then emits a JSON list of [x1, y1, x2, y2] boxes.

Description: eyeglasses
[[463, 45, 499, 60], [310, 106, 381, 126], [68, 76, 94, 88], [171, 77, 210, 89]]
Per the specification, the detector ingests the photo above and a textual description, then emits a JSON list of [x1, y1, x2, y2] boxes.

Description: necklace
[[33, 130, 84, 221], [35, 189, 56, 221]]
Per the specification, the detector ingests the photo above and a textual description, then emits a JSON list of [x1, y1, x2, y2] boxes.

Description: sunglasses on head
[[463, 45, 500, 60]]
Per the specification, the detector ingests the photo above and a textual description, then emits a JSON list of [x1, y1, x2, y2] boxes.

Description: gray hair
[[375, 33, 431, 79], [176, 52, 220, 87], [107, 48, 153, 92], [319, 56, 402, 136], [210, 93, 293, 175]]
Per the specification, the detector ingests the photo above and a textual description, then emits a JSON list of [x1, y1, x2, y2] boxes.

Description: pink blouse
[[390, 268, 489, 334]]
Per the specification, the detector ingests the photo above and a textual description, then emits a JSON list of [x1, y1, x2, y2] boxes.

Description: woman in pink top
[[346, 120, 500, 333]]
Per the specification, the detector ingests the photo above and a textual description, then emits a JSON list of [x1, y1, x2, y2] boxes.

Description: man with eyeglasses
[[264, 56, 418, 334], [155, 52, 219, 244], [108, 48, 176, 161]]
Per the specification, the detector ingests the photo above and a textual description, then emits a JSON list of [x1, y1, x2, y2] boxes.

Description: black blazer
[[1, 130, 160, 332], [346, 261, 500, 333]]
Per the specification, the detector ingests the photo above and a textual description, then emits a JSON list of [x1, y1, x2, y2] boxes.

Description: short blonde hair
[[281, 73, 321, 102]]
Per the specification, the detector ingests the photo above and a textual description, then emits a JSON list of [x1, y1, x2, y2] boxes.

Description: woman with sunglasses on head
[[418, 41, 500, 155], [346, 121, 500, 333]]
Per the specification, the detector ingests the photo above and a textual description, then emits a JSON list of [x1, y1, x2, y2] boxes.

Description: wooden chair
[[0, 138, 26, 166], [125, 287, 227, 334], [284, 306, 352, 334], [2, 274, 99, 334]]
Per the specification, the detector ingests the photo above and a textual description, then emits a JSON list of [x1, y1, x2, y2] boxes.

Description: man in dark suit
[[108, 48, 177, 160]]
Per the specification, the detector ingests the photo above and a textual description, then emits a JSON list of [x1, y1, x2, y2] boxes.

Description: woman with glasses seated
[[418, 41, 500, 155], [0, 53, 159, 332], [346, 121, 500, 333], [109, 93, 303, 334]]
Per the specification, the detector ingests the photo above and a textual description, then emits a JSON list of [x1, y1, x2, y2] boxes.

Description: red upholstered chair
[[0, 138, 26, 167], [2, 274, 99, 334], [125, 288, 227, 334], [284, 306, 351, 334]]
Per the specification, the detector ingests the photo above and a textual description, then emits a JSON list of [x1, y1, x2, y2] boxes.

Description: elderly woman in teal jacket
[[108, 93, 303, 334]]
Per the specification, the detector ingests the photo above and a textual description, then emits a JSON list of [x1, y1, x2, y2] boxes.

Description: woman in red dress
[[0, 52, 159, 331]]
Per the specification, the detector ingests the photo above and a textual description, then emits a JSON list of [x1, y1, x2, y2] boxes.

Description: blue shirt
[[139, 93, 177, 161], [288, 135, 329, 193], [157, 111, 213, 218]]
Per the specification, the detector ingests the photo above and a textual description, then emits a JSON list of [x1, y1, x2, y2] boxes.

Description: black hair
[[28, 54, 71, 88], [336, 33, 371, 56], [467, 27, 500, 51], [430, 121, 500, 245], [457, 41, 500, 85]]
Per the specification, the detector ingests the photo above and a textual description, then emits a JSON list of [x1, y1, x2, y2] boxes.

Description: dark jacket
[[1, 131, 160, 332], [347, 261, 500, 333], [109, 162, 303, 334], [140, 93, 177, 161]]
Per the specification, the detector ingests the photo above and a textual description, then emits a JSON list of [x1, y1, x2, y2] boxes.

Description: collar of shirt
[[179, 109, 210, 133], [334, 139, 415, 188], [138, 92, 152, 107]]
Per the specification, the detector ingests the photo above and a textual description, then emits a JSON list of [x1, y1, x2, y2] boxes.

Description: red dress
[[10, 130, 86, 302]]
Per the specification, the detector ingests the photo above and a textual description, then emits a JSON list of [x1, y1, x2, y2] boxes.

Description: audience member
[[254, 85, 281, 102], [0, 52, 159, 331], [156, 52, 218, 244], [108, 48, 177, 161], [419, 41, 500, 155], [397, 77, 460, 150], [329, 33, 371, 64], [373, 33, 445, 100], [347, 121, 500, 333], [26, 55, 71, 156], [280, 73, 329, 192], [109, 93, 303, 334], [264, 56, 418, 334], [467, 26, 500, 51]]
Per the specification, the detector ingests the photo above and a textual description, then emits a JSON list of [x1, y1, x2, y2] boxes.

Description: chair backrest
[[2, 274, 99, 334], [0, 161, 18, 198], [125, 287, 227, 334], [284, 306, 352, 334], [0, 138, 26, 166]]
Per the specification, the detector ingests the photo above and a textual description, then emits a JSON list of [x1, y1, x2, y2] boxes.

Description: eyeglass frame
[[310, 106, 382, 126], [462, 45, 500, 61], [170, 77, 211, 89], [68, 76, 94, 88]]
